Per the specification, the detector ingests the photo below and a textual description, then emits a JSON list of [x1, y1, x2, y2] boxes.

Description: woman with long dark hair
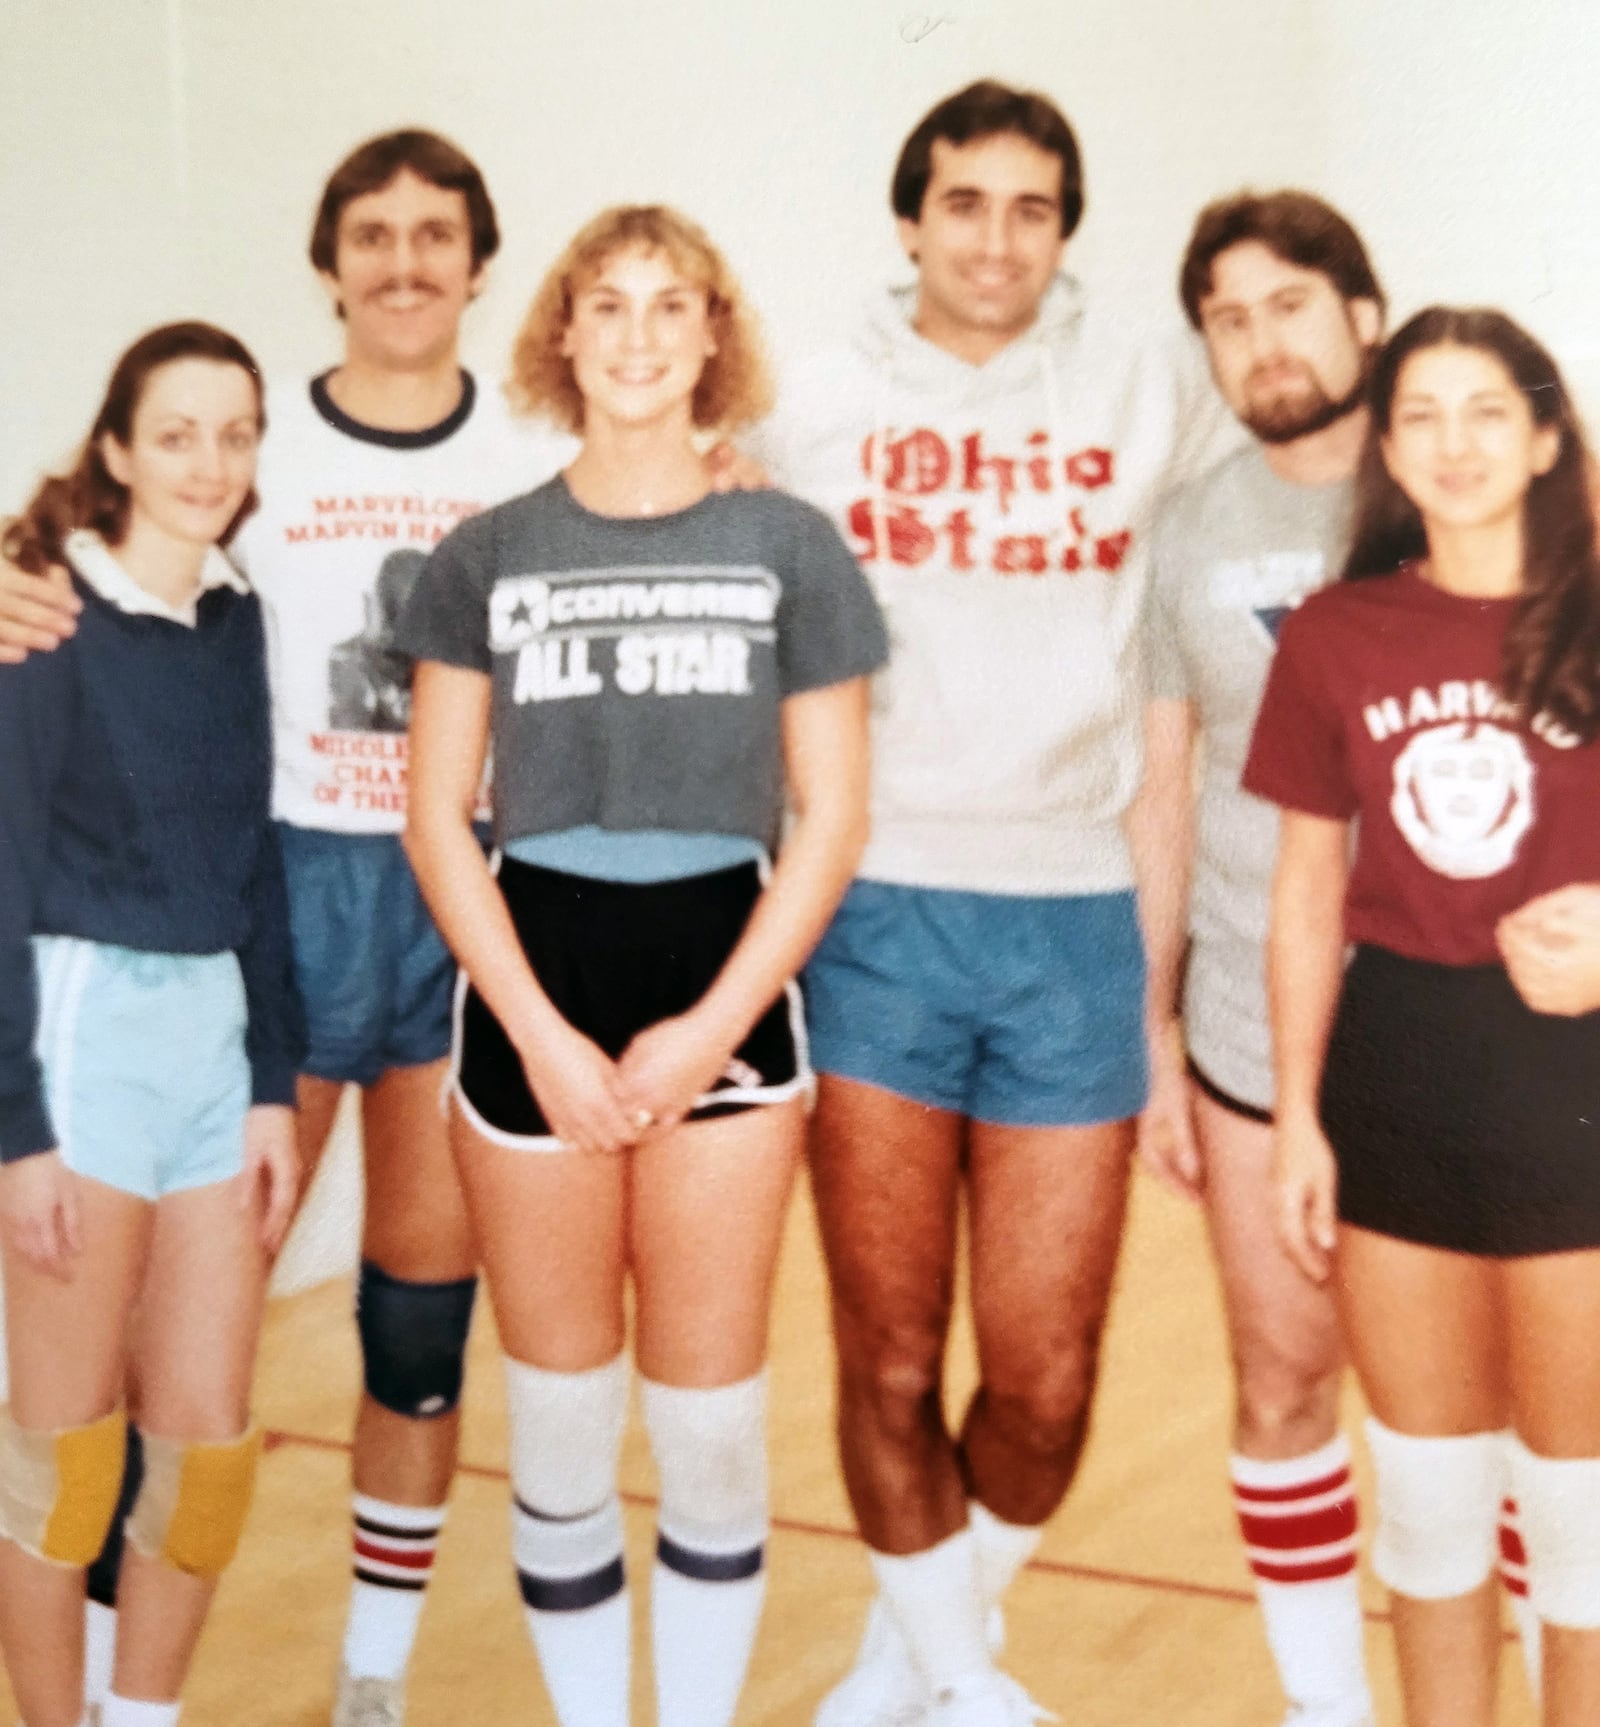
[[1246, 305, 1600, 1726], [0, 323, 301, 1727]]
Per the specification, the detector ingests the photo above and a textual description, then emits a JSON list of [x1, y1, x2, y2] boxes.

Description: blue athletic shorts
[[803, 880, 1148, 1127], [277, 823, 455, 1086], [33, 936, 250, 1200]]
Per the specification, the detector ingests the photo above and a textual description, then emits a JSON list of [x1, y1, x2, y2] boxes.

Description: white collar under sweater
[[65, 529, 249, 629]]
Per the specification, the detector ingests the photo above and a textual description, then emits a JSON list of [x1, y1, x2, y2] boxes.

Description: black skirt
[[1321, 945, 1600, 1257]]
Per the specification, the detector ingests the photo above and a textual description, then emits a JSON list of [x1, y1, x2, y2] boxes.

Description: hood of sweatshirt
[[767, 274, 1228, 896]]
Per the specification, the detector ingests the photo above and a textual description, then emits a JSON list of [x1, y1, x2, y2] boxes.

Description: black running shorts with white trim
[[1321, 944, 1600, 1257], [452, 855, 809, 1150]]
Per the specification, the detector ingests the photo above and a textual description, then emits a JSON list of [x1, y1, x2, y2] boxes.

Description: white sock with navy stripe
[[341, 1493, 444, 1681], [513, 1496, 631, 1727], [643, 1374, 769, 1727], [1231, 1434, 1373, 1726], [506, 1353, 632, 1727]]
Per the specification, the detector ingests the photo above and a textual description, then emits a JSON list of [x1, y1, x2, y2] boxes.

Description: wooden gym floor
[[1, 1169, 1539, 1726]]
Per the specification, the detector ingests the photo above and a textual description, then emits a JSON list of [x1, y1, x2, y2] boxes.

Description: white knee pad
[[1508, 1434, 1600, 1629], [642, 1373, 768, 1563], [1365, 1418, 1505, 1600], [504, 1353, 630, 1516]]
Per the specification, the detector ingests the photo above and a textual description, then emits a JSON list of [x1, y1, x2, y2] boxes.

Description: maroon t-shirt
[[1242, 566, 1600, 965]]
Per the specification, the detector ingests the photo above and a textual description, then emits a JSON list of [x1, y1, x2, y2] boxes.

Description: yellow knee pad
[[0, 1405, 128, 1567], [127, 1426, 262, 1578]]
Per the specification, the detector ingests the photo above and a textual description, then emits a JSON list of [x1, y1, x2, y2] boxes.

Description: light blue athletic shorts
[[277, 823, 455, 1086], [803, 880, 1148, 1127], [33, 936, 251, 1201]]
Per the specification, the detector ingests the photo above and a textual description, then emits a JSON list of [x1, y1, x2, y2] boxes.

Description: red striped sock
[[343, 1494, 444, 1680], [1230, 1435, 1372, 1722], [1500, 1494, 1543, 1700]]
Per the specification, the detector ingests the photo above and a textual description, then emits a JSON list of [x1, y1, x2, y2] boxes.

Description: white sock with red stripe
[[1231, 1434, 1373, 1727], [341, 1493, 445, 1681], [1498, 1495, 1543, 1701]]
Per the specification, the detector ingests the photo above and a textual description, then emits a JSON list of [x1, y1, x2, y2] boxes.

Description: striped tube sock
[[1499, 1495, 1543, 1701], [1231, 1434, 1373, 1725], [513, 1495, 631, 1727], [341, 1494, 445, 1681]]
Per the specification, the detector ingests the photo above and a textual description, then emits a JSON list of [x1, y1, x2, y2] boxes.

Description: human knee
[[1508, 1434, 1600, 1629], [504, 1352, 629, 1516], [976, 1369, 1095, 1465], [356, 1260, 477, 1419], [126, 1425, 262, 1578], [642, 1373, 768, 1562], [0, 1406, 127, 1567], [1365, 1418, 1503, 1599], [1233, 1363, 1342, 1456], [838, 1320, 946, 1435]]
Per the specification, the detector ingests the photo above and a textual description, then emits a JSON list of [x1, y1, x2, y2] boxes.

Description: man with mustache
[[0, 130, 571, 1727]]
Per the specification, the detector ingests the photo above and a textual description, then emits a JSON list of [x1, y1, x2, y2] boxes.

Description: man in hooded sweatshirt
[[756, 80, 1235, 1727]]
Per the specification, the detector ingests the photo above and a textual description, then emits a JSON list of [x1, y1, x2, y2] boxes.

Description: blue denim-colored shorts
[[34, 936, 250, 1200], [277, 823, 455, 1086], [803, 879, 1148, 1127]]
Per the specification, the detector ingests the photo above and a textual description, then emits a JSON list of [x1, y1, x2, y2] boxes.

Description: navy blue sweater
[[0, 574, 304, 1162]]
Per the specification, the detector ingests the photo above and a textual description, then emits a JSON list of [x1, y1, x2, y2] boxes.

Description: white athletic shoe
[[926, 1673, 1056, 1727], [331, 1669, 405, 1727], [815, 1599, 930, 1727], [1281, 1713, 1376, 1727]]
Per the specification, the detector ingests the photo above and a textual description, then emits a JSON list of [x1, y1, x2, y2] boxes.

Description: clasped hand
[[519, 1009, 737, 1156]]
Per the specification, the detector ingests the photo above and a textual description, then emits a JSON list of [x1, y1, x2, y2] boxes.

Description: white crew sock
[[514, 1498, 631, 1727], [643, 1375, 770, 1727], [100, 1697, 181, 1727], [969, 1499, 1043, 1616], [506, 1353, 634, 1727], [341, 1493, 444, 1680], [84, 1597, 118, 1706], [1231, 1435, 1372, 1726], [871, 1526, 993, 1693]]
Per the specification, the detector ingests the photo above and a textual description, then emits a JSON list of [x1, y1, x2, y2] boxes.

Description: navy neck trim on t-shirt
[[309, 369, 476, 449]]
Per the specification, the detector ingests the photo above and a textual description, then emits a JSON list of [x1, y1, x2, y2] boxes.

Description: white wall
[[0, 0, 1327, 505], [1309, 0, 1600, 417]]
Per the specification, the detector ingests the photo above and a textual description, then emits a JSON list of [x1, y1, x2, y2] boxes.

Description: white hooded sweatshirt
[[761, 277, 1233, 896]]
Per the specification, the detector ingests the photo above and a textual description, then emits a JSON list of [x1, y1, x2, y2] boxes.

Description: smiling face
[[897, 131, 1066, 364], [321, 168, 483, 371], [1198, 240, 1380, 444], [99, 357, 261, 550], [1381, 342, 1560, 534], [559, 245, 717, 432]]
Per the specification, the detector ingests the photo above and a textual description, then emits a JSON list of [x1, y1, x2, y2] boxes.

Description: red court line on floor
[[266, 1426, 1423, 1629]]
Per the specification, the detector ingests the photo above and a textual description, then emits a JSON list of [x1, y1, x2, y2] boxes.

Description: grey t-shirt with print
[[1145, 443, 1355, 1111], [397, 477, 887, 851]]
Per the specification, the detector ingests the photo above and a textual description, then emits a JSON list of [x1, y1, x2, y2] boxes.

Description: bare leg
[[1195, 1090, 1344, 1459], [959, 1117, 1132, 1526], [351, 1059, 476, 1508], [808, 1076, 967, 1554], [1337, 1226, 1507, 1727], [112, 1175, 270, 1703], [631, 1101, 802, 1385], [449, 1106, 626, 1371], [294, 1073, 346, 1188], [1504, 1248, 1600, 1727], [0, 1178, 146, 1727]]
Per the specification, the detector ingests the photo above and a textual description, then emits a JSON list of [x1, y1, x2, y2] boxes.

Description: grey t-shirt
[[397, 477, 887, 850], [1145, 443, 1354, 1108]]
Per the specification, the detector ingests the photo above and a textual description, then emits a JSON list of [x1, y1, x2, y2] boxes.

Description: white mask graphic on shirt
[[1390, 720, 1534, 879]]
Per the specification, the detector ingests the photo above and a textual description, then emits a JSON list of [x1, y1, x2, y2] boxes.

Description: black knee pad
[[355, 1261, 478, 1419]]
